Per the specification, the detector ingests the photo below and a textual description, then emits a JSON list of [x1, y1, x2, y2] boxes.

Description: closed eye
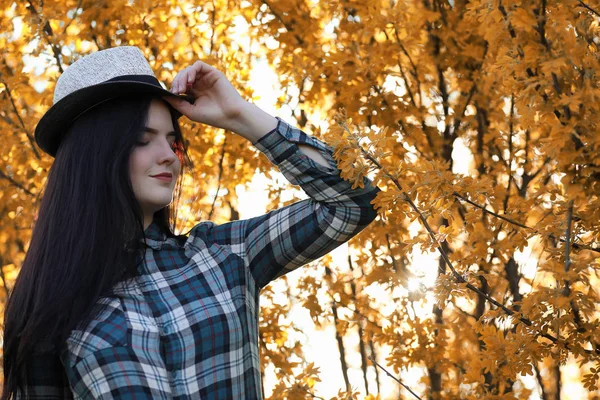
[[136, 140, 178, 149]]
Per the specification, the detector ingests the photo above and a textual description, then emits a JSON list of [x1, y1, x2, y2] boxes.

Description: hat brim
[[34, 80, 195, 157]]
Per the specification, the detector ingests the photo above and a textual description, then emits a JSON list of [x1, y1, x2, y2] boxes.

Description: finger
[[179, 67, 191, 94], [163, 96, 193, 116], [162, 95, 179, 109], [184, 71, 196, 95], [172, 67, 189, 94], [191, 60, 221, 82], [193, 60, 219, 74], [187, 67, 197, 85], [182, 68, 193, 90], [170, 74, 180, 94]]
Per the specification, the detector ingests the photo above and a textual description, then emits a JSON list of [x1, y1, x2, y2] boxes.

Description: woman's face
[[129, 99, 181, 229]]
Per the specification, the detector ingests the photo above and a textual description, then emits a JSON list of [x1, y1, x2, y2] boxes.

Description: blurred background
[[1, 0, 600, 398]]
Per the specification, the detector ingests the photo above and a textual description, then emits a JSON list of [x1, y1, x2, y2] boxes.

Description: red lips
[[150, 173, 173, 178]]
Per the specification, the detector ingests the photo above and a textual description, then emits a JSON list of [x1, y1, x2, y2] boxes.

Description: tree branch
[[0, 169, 35, 197], [453, 192, 600, 254], [391, 22, 422, 108], [60, 0, 83, 36], [0, 254, 11, 299], [368, 356, 423, 400], [260, 0, 305, 46], [453, 192, 530, 229], [0, 76, 42, 160], [26, 0, 65, 73], [207, 136, 227, 221], [337, 120, 598, 355], [564, 200, 574, 274], [578, 1, 600, 18]]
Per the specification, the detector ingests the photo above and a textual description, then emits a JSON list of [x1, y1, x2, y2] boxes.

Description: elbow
[[321, 201, 378, 240]]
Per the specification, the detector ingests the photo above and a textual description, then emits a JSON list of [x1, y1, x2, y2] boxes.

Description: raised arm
[[165, 61, 380, 289], [190, 117, 379, 289]]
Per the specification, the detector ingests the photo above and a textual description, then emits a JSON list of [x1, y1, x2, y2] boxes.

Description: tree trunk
[[554, 362, 561, 400], [428, 239, 448, 400], [348, 254, 370, 394], [325, 266, 351, 391]]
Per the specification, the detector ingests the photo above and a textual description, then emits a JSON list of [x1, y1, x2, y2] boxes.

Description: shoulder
[[61, 296, 128, 368], [181, 220, 216, 252], [183, 219, 247, 258]]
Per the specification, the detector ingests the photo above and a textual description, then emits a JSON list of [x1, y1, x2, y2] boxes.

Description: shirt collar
[[141, 219, 167, 250]]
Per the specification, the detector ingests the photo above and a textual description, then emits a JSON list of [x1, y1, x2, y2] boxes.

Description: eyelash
[[136, 141, 178, 150]]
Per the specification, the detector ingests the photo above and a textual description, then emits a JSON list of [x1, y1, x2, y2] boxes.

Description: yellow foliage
[[2, 0, 600, 398]]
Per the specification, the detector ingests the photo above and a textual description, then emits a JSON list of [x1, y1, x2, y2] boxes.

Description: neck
[[144, 216, 152, 231]]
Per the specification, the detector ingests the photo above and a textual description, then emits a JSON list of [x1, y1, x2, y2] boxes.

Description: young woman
[[2, 46, 380, 399]]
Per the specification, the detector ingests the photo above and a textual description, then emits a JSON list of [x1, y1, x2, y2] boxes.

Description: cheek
[[129, 152, 147, 183]]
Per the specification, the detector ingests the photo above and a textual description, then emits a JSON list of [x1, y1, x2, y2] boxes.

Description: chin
[[145, 199, 172, 211]]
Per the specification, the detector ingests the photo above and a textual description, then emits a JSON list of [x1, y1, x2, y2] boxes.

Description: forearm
[[231, 102, 330, 168], [229, 102, 277, 142], [296, 143, 330, 168]]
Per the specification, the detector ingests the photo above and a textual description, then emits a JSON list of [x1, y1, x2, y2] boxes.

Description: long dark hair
[[2, 95, 194, 398]]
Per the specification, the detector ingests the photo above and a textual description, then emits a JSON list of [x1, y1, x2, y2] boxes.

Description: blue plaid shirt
[[22, 117, 380, 399]]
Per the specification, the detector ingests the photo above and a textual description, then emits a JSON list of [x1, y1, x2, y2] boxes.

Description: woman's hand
[[163, 61, 248, 131]]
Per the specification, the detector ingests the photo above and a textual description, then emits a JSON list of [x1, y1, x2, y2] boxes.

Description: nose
[[157, 140, 178, 165]]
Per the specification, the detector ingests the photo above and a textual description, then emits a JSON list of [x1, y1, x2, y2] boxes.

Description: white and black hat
[[34, 46, 194, 157]]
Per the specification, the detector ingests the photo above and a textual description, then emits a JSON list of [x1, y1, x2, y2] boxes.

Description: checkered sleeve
[[201, 117, 380, 289]]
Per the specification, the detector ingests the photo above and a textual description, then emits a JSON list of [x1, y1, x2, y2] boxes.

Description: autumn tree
[[2, 0, 600, 399]]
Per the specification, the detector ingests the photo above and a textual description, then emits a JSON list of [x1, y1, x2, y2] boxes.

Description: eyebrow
[[143, 127, 176, 136]]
